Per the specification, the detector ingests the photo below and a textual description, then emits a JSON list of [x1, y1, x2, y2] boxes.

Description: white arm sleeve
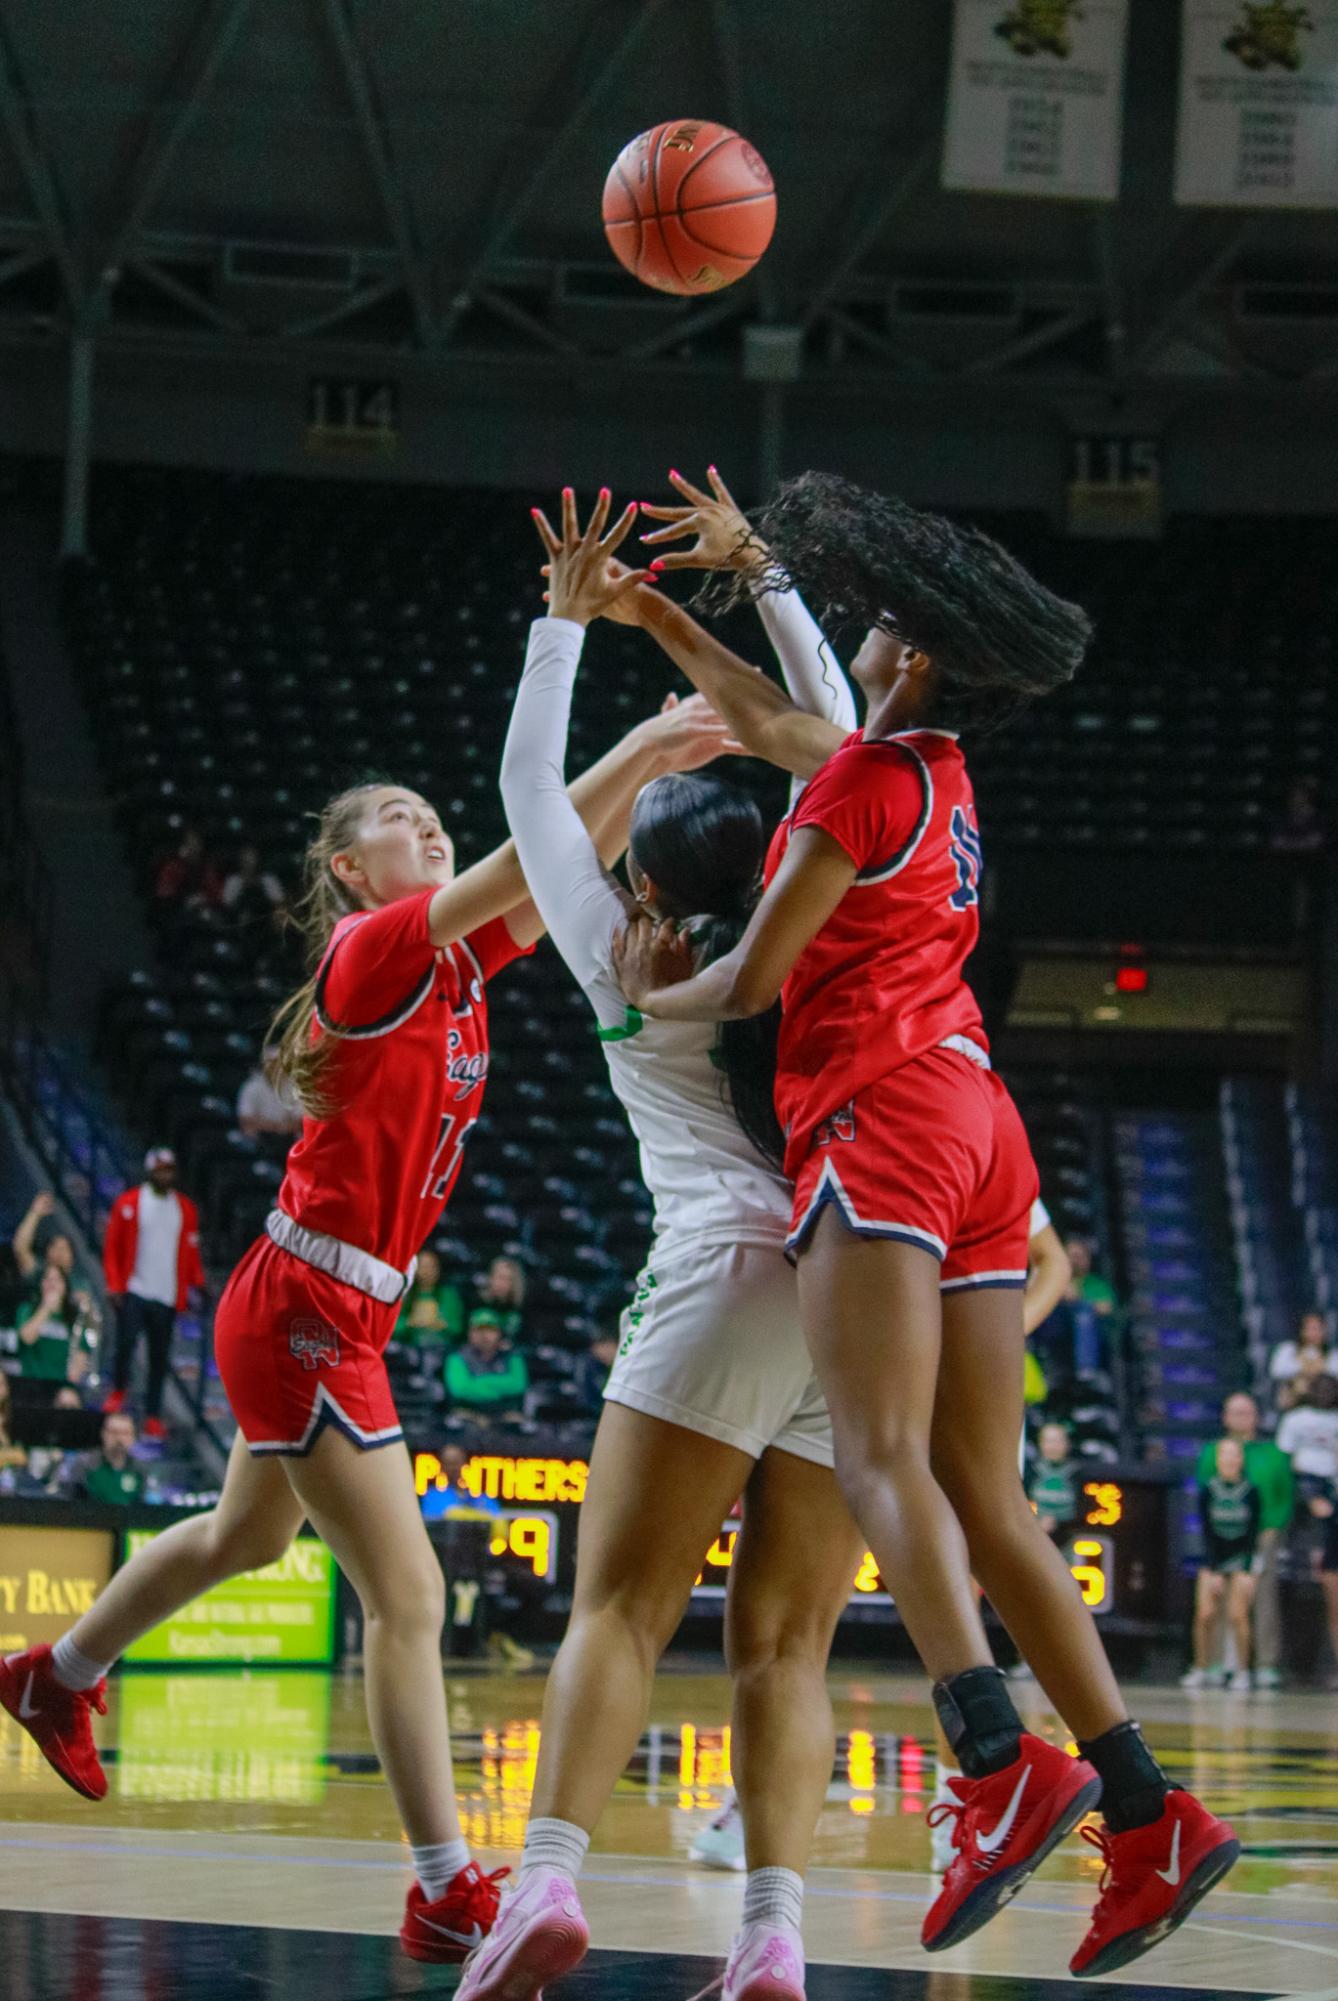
[[755, 588, 857, 730], [500, 619, 630, 1027]]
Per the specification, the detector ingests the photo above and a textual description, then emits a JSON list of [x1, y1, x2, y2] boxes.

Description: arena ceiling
[[2, 0, 1337, 395]]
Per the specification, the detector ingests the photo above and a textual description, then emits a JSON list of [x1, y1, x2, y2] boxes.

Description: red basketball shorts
[[214, 1236, 403, 1456], [786, 1043, 1039, 1290]]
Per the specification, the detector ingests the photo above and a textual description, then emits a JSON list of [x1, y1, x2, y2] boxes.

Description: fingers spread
[[600, 500, 639, 555], [706, 464, 740, 509], [531, 508, 560, 557], [639, 517, 697, 546], [638, 502, 693, 523], [584, 486, 612, 546], [561, 486, 579, 545], [668, 469, 711, 506]]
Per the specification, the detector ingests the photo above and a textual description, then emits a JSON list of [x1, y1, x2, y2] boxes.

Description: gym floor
[[1, 1663, 1335, 1999]]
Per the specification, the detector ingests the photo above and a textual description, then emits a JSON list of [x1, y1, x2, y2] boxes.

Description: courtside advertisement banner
[[1176, 2, 1338, 207], [942, 0, 1130, 200], [122, 1531, 338, 1666]]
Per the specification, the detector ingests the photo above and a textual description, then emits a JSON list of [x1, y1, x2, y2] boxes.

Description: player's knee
[[725, 1597, 829, 1678], [831, 1424, 930, 1520], [364, 1552, 445, 1637]]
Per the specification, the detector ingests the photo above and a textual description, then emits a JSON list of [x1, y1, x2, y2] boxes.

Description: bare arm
[[634, 591, 847, 781], [1024, 1223, 1072, 1338], [12, 1192, 53, 1279], [613, 825, 856, 1022]]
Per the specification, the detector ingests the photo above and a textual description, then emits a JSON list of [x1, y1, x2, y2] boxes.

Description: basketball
[[602, 119, 776, 296]]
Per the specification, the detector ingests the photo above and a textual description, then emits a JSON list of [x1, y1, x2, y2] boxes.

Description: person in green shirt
[[395, 1249, 466, 1346], [473, 1255, 527, 1344], [444, 1310, 529, 1421], [16, 1267, 79, 1385], [75, 1412, 146, 1506], [1028, 1422, 1080, 1542], [1195, 1391, 1294, 1688]]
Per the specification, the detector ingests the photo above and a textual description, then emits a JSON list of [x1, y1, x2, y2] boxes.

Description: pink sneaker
[[724, 1923, 806, 2001], [455, 1865, 590, 2001]]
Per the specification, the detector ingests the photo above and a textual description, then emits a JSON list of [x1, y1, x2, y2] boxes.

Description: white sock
[[742, 1866, 803, 1932], [521, 1816, 590, 1882], [51, 1634, 110, 1692], [934, 1757, 956, 1799], [412, 1836, 471, 1902]]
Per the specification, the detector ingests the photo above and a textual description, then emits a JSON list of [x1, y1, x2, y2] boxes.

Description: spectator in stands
[[222, 842, 285, 921], [1027, 1422, 1080, 1543], [1311, 1484, 1338, 1690], [1184, 1437, 1261, 1692], [222, 843, 287, 961], [395, 1249, 465, 1346], [236, 1048, 303, 1140], [575, 1330, 619, 1413], [444, 1309, 529, 1422], [102, 1146, 205, 1440], [11, 1191, 95, 1316], [1270, 778, 1326, 855], [420, 1443, 501, 1522], [1054, 1234, 1116, 1377], [1195, 1392, 1293, 1689], [15, 1267, 90, 1391], [67, 1412, 145, 1506], [475, 1255, 526, 1341], [153, 824, 224, 909], [1269, 1310, 1335, 1404], [1276, 1348, 1331, 1416], [0, 1372, 26, 1475], [1277, 1373, 1338, 1492]]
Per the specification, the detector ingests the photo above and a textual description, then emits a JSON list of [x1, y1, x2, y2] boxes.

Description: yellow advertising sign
[[0, 1527, 115, 1652]]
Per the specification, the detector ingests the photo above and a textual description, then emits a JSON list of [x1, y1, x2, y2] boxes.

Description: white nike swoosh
[[17, 1673, 40, 1722], [975, 1765, 1031, 1855], [419, 1916, 483, 1947], [1155, 1819, 1182, 1886]]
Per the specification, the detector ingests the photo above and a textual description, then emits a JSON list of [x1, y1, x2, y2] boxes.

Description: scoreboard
[[414, 1451, 1179, 1636]]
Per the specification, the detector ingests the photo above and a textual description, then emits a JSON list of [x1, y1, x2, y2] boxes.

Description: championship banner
[[942, 0, 1130, 200], [1175, 3, 1338, 207]]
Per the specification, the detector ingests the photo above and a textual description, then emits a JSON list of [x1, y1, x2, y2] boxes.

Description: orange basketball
[[602, 120, 776, 296]]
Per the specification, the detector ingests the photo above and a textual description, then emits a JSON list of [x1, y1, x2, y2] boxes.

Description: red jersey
[[275, 892, 530, 1274], [764, 728, 987, 1160]]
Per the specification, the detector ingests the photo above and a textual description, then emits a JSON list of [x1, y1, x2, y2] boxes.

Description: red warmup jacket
[[102, 1186, 205, 1312]]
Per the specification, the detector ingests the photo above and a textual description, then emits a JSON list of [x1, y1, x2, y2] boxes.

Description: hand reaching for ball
[[531, 488, 653, 628], [639, 466, 769, 576]]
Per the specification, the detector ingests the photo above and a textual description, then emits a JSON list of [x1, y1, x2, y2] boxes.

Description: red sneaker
[[1069, 1790, 1240, 1978], [401, 1860, 510, 1964], [923, 1731, 1101, 1952], [0, 1644, 108, 1801]]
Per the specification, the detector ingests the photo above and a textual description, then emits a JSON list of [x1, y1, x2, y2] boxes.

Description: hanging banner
[[942, 1, 1130, 200], [1176, 3, 1338, 208]]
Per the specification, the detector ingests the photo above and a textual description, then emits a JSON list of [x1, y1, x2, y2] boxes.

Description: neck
[[863, 665, 938, 741]]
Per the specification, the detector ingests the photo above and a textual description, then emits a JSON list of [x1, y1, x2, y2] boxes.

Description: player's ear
[[903, 647, 933, 678], [330, 847, 363, 891]]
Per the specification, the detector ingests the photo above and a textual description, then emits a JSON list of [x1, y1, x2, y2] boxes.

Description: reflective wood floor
[[2, 1661, 1336, 1999]]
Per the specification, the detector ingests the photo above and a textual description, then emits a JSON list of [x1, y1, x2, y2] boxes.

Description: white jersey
[[501, 596, 856, 1263]]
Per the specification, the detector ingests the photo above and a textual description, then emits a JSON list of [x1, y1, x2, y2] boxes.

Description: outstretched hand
[[639, 465, 767, 575], [640, 690, 747, 771], [532, 488, 654, 627], [612, 915, 696, 1011]]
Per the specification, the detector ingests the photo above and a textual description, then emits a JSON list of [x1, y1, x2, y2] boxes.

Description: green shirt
[[81, 1456, 146, 1506], [1195, 1437, 1294, 1532], [444, 1347, 529, 1410], [395, 1282, 466, 1344], [16, 1307, 72, 1382], [1029, 1461, 1079, 1522], [1077, 1274, 1116, 1311]]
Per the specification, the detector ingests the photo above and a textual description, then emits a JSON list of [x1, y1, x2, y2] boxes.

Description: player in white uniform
[[459, 489, 863, 2001]]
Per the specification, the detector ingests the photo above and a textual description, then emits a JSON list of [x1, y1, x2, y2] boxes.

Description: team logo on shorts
[[289, 1319, 341, 1371], [815, 1103, 856, 1147]]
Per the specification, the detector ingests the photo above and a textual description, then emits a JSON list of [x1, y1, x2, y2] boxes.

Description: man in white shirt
[[102, 1147, 205, 1440], [236, 1049, 303, 1139]]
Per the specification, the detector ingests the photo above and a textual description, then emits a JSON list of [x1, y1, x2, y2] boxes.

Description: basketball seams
[[675, 129, 758, 207], [649, 123, 691, 292], [614, 159, 642, 269]]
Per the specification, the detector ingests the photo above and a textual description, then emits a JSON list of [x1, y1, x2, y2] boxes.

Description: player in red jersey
[[0, 587, 738, 1962], [614, 470, 1239, 1979]]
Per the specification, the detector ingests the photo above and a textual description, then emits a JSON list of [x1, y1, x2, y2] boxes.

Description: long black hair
[[628, 773, 784, 1169], [699, 472, 1092, 728]]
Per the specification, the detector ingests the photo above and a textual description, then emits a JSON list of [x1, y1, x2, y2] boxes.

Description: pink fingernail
[[649, 559, 666, 573], [599, 485, 610, 499], [708, 463, 718, 474], [669, 468, 680, 479]]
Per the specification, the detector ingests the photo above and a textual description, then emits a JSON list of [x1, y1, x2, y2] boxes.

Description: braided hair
[[700, 472, 1092, 728]]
